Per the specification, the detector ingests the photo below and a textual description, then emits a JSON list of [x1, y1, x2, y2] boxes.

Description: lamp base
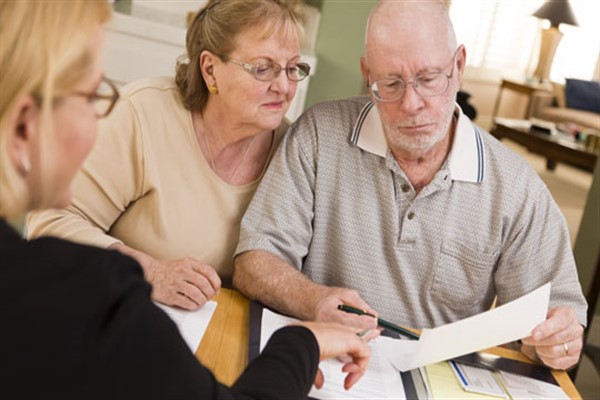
[[533, 27, 563, 83]]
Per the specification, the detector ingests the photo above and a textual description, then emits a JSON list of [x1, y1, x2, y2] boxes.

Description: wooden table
[[491, 79, 552, 121], [195, 288, 582, 399], [492, 119, 598, 172], [196, 288, 249, 386], [483, 347, 581, 399]]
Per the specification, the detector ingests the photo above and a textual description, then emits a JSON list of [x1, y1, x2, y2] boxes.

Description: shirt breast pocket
[[430, 240, 497, 314]]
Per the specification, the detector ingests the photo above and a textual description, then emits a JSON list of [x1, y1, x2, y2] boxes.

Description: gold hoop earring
[[208, 83, 219, 94]]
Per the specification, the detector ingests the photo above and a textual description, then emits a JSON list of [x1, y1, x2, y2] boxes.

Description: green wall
[[305, 0, 376, 108], [305, 0, 324, 10]]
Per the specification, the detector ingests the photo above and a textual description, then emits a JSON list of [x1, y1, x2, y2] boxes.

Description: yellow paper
[[426, 362, 501, 400]]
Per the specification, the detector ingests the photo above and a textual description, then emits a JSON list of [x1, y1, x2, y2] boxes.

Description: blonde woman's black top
[[0, 219, 318, 400]]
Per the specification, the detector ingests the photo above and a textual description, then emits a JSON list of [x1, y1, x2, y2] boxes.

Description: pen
[[356, 329, 371, 338], [337, 304, 420, 340]]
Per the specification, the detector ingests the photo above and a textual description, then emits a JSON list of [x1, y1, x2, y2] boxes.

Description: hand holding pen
[[338, 304, 420, 340], [313, 288, 379, 331]]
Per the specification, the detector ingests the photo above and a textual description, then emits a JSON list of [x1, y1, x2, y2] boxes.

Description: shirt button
[[407, 212, 415, 220], [401, 184, 410, 193]]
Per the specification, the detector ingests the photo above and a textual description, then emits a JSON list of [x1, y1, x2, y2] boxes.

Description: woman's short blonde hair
[[175, 0, 305, 113], [0, 0, 111, 218]]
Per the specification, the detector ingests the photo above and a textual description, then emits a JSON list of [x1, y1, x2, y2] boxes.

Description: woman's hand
[[146, 257, 221, 309], [296, 321, 378, 390], [109, 243, 221, 309]]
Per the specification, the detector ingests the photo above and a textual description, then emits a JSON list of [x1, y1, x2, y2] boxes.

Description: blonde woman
[[1, 1, 373, 398], [27, 0, 311, 311]]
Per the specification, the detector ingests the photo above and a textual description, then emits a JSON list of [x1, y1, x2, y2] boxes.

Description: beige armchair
[[531, 82, 600, 131]]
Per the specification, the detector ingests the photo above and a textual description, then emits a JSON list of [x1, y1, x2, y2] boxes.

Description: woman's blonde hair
[[175, 0, 305, 113], [0, 0, 111, 218]]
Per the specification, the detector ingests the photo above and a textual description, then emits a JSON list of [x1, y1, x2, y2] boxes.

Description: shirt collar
[[350, 101, 485, 183]]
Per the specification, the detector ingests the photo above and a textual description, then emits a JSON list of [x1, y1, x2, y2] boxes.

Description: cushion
[[565, 78, 600, 114], [538, 106, 600, 131]]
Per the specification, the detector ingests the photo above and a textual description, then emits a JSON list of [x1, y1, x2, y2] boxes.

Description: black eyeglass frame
[[71, 76, 120, 118]]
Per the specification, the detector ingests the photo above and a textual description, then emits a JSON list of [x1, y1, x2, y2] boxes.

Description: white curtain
[[449, 0, 600, 82]]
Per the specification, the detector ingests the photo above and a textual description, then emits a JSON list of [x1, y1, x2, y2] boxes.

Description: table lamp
[[531, 0, 578, 82]]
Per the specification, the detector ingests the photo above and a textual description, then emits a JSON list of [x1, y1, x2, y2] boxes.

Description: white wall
[[103, 13, 186, 85], [104, 8, 318, 122], [128, 0, 207, 29]]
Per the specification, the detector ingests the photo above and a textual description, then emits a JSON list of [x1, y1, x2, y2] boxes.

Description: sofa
[[531, 79, 600, 132]]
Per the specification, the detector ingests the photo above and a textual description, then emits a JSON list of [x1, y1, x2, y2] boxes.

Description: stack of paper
[[258, 283, 566, 400], [154, 301, 217, 353]]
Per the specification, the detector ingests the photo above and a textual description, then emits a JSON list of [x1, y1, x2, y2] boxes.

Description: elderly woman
[[1, 1, 373, 398], [27, 0, 311, 310]]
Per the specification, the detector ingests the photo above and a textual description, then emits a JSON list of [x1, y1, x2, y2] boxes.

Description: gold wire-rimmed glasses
[[368, 49, 460, 102], [227, 58, 311, 82]]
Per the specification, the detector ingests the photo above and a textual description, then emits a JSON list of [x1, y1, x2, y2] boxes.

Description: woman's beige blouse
[[27, 77, 284, 282]]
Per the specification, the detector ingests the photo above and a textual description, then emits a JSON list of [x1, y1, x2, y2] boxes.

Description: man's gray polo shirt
[[237, 96, 587, 329]]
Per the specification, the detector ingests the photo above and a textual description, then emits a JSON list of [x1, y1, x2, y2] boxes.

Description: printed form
[[260, 309, 406, 399], [260, 283, 552, 399]]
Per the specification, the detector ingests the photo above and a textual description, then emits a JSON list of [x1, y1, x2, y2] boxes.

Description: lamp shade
[[532, 0, 579, 28]]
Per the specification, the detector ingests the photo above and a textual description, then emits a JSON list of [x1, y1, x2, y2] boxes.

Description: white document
[[309, 336, 406, 400], [259, 308, 297, 352], [155, 300, 217, 353], [496, 370, 569, 399], [449, 361, 508, 398], [382, 283, 551, 372], [260, 309, 406, 399]]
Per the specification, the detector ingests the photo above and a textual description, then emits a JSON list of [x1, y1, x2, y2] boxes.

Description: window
[[449, 0, 600, 82], [551, 0, 600, 81]]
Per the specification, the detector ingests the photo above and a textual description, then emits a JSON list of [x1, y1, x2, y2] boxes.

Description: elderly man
[[233, 0, 586, 370]]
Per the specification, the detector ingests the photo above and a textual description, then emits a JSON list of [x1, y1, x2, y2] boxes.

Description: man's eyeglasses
[[227, 59, 311, 82], [72, 76, 120, 118], [369, 49, 459, 102]]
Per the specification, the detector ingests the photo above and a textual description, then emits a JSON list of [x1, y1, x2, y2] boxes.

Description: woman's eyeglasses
[[33, 76, 120, 119], [71, 76, 120, 118], [227, 59, 311, 82]]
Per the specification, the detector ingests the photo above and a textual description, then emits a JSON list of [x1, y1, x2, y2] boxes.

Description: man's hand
[[520, 306, 584, 370], [298, 321, 378, 390], [146, 257, 221, 310], [314, 288, 379, 331]]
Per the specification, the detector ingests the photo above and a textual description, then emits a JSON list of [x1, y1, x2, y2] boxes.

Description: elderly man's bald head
[[364, 1, 457, 62]]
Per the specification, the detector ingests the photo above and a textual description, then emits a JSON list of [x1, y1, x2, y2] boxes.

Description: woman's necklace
[[203, 130, 255, 184]]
